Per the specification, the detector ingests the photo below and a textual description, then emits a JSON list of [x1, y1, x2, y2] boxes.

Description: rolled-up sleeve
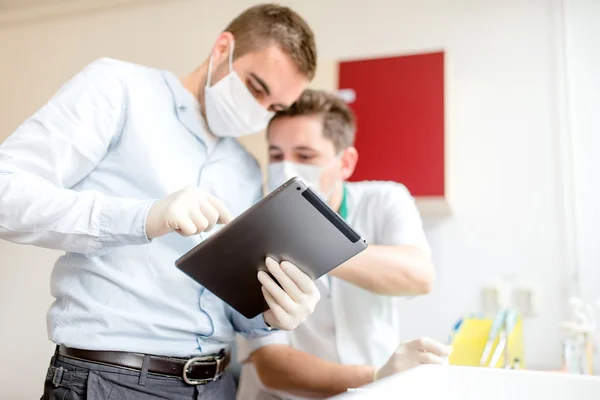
[[236, 330, 291, 364], [0, 58, 154, 255], [378, 184, 431, 254]]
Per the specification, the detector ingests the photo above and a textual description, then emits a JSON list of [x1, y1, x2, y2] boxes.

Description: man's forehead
[[242, 46, 307, 105], [270, 114, 322, 134], [270, 120, 336, 153]]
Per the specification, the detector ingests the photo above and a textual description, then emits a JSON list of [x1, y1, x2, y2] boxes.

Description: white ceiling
[[0, 0, 176, 27], [0, 0, 113, 11]]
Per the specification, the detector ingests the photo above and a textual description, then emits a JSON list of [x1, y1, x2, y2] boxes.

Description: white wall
[[0, 0, 598, 398], [564, 0, 600, 310]]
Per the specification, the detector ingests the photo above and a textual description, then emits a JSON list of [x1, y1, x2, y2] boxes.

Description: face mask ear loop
[[206, 55, 214, 88], [228, 39, 235, 73], [206, 38, 234, 88]]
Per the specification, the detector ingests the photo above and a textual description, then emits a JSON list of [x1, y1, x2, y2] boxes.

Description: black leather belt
[[58, 345, 230, 385]]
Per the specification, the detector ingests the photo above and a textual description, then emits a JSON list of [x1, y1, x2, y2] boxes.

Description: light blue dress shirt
[[0, 58, 271, 357]]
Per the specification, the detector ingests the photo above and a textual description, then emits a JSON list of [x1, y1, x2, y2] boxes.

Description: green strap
[[338, 185, 349, 220]]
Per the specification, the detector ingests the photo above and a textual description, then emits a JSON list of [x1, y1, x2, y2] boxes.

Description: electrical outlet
[[481, 283, 509, 316], [512, 285, 540, 317]]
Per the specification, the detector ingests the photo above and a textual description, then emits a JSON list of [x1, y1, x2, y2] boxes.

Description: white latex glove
[[259, 257, 321, 331], [374, 338, 452, 380], [146, 186, 233, 239]]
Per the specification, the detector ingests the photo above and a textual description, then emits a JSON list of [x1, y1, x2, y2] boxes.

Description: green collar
[[339, 185, 348, 220]]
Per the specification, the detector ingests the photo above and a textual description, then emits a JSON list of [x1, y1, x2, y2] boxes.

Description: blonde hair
[[224, 4, 317, 79]]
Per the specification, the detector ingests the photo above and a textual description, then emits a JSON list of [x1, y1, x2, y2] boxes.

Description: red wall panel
[[338, 51, 445, 197]]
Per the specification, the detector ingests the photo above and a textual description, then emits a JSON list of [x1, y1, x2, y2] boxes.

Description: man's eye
[[298, 154, 313, 161], [248, 83, 262, 97], [270, 154, 283, 162]]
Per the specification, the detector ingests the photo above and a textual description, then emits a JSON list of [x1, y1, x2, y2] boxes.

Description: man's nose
[[258, 99, 271, 110]]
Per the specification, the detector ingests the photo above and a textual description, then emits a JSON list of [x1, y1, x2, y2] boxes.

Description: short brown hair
[[224, 4, 317, 80], [269, 89, 356, 152]]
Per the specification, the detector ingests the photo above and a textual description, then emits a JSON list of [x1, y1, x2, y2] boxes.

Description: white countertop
[[330, 365, 600, 400]]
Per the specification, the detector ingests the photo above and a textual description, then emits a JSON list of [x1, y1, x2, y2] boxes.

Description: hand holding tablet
[[175, 177, 368, 321], [259, 257, 321, 330]]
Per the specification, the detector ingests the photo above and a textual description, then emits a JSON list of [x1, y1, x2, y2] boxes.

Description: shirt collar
[[162, 70, 200, 111], [161, 71, 219, 152]]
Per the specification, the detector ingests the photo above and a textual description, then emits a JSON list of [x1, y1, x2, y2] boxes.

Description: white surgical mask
[[204, 40, 275, 137], [267, 160, 339, 200]]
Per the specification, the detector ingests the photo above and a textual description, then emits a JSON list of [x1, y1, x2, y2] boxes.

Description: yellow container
[[449, 316, 524, 368]]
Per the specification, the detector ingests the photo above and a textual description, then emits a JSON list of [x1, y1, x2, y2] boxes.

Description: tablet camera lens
[[296, 187, 301, 190]]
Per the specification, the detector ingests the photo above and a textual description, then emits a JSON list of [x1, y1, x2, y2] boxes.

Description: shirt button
[[178, 105, 186, 111]]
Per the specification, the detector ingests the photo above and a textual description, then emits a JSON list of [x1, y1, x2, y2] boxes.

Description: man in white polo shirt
[[236, 89, 451, 399]]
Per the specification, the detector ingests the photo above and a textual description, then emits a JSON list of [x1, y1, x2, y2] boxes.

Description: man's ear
[[340, 147, 358, 180], [210, 32, 235, 65]]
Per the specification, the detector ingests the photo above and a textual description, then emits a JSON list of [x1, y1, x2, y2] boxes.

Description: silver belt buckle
[[182, 353, 224, 385]]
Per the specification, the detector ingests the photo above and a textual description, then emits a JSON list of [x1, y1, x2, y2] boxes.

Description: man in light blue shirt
[[0, 4, 320, 399]]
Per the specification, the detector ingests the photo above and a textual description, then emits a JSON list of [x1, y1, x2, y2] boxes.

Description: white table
[[330, 365, 600, 400]]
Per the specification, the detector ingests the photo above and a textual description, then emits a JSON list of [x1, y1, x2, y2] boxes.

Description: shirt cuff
[[244, 313, 277, 337], [97, 196, 155, 247]]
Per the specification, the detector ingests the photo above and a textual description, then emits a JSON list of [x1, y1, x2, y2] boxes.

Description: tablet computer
[[175, 177, 368, 319]]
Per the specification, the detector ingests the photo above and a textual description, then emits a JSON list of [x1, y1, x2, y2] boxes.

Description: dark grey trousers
[[41, 353, 236, 400]]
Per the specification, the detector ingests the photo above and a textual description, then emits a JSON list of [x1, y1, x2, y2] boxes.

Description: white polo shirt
[[236, 180, 430, 400]]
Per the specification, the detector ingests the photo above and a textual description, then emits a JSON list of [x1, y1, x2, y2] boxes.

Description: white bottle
[[561, 298, 595, 375]]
